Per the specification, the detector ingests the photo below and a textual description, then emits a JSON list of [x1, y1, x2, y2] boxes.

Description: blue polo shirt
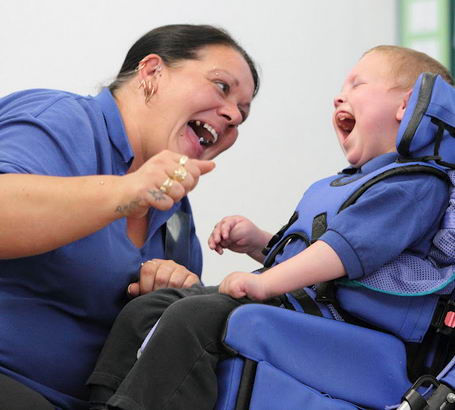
[[320, 152, 448, 280], [0, 88, 202, 409]]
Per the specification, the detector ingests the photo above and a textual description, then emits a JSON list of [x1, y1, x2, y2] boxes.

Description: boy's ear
[[396, 89, 413, 121]]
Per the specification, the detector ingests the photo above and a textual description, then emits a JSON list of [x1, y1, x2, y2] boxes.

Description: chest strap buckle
[[432, 298, 455, 336]]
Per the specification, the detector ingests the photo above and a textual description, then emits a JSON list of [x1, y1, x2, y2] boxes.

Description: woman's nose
[[218, 103, 242, 126]]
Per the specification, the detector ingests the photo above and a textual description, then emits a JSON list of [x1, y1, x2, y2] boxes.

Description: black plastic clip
[[432, 298, 455, 337], [400, 375, 455, 410], [400, 375, 438, 409]]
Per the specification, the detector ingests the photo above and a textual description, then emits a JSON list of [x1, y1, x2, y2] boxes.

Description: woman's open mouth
[[188, 120, 219, 146]]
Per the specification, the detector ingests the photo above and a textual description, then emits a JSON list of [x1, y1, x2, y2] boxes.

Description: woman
[[0, 24, 259, 409]]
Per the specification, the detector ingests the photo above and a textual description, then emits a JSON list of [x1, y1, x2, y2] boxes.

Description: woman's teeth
[[193, 120, 219, 144]]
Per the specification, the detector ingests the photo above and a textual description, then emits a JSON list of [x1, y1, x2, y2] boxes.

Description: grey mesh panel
[[348, 171, 455, 296]]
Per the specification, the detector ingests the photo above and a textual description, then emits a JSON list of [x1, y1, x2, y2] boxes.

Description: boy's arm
[[219, 240, 345, 300]]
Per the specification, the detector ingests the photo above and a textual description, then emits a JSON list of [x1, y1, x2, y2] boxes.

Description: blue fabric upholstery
[[217, 305, 411, 409]]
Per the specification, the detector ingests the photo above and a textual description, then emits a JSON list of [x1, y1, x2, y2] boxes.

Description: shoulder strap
[[339, 163, 449, 212]]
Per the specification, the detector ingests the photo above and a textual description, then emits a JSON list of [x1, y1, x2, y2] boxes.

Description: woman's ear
[[396, 89, 413, 121], [137, 54, 164, 79]]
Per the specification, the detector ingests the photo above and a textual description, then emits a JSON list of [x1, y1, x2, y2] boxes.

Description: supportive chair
[[215, 73, 455, 410]]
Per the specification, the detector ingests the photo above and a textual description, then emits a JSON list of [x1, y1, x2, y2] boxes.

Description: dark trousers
[[87, 286, 278, 410], [0, 373, 55, 410]]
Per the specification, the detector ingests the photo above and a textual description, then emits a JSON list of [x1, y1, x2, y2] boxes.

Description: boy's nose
[[333, 94, 346, 108]]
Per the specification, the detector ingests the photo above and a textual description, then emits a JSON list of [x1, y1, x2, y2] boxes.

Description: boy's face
[[333, 51, 409, 167]]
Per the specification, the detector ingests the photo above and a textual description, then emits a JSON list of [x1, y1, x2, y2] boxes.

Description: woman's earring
[[144, 81, 155, 103], [138, 79, 155, 103]]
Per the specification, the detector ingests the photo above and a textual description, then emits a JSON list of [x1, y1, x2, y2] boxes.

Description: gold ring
[[159, 177, 173, 194], [179, 155, 189, 166], [172, 166, 188, 182]]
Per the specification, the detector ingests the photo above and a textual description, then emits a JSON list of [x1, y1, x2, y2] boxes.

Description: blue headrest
[[396, 73, 455, 168]]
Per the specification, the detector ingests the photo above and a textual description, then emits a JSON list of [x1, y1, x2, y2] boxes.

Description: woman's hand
[[118, 150, 215, 218], [208, 215, 272, 263], [219, 271, 269, 301], [127, 258, 201, 297]]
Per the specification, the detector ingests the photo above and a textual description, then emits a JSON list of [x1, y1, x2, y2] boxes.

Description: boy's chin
[[345, 153, 364, 169]]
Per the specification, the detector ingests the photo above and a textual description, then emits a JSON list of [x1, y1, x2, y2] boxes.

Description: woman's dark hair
[[109, 24, 260, 96]]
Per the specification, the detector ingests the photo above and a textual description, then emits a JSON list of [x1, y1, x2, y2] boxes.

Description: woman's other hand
[[127, 258, 201, 297], [118, 150, 215, 218], [208, 215, 272, 263]]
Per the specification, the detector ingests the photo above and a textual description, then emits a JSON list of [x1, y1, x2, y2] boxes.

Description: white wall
[[0, 0, 397, 284]]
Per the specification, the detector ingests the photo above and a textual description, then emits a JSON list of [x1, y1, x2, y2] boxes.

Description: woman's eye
[[215, 81, 230, 94]]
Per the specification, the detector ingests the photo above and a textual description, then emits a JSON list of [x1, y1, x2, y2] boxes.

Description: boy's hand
[[208, 215, 272, 262], [219, 271, 269, 301]]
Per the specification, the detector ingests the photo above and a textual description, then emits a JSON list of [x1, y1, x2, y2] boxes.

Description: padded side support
[[222, 304, 411, 409], [216, 357, 245, 410], [397, 73, 455, 165]]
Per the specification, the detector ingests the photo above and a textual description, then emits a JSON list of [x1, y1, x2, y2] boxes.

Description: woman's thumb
[[196, 160, 216, 175]]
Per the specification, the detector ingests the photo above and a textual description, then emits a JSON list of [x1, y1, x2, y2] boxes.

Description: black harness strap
[[261, 211, 298, 257], [286, 288, 323, 317], [234, 359, 257, 410], [311, 213, 327, 243]]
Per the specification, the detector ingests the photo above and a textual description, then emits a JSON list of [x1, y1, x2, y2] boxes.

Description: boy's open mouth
[[335, 112, 356, 136], [188, 120, 219, 146]]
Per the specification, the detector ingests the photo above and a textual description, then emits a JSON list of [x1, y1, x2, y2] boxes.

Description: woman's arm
[[0, 173, 126, 258], [0, 151, 214, 258]]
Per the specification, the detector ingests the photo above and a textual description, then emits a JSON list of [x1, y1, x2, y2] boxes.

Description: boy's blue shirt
[[319, 152, 448, 280]]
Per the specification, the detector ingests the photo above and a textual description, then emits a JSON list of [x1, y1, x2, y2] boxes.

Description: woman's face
[[140, 45, 255, 160]]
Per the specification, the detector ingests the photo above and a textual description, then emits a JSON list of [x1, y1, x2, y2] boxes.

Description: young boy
[[87, 46, 454, 410]]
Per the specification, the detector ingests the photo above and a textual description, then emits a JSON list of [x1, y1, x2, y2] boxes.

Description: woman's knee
[[0, 373, 54, 410], [161, 293, 239, 328]]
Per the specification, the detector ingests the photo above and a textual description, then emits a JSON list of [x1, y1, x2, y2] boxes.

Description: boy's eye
[[215, 81, 230, 94]]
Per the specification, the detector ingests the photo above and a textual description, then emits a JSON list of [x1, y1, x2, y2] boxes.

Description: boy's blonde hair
[[365, 45, 454, 89]]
